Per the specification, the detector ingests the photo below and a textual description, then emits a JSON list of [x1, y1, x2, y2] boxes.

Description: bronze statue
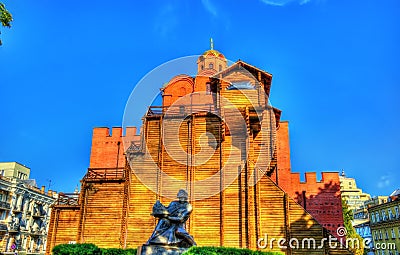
[[146, 189, 196, 248]]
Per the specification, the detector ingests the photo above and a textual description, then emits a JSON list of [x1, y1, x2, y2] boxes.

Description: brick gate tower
[[46, 45, 350, 255]]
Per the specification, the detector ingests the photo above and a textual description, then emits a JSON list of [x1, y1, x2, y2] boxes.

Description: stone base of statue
[[137, 244, 188, 255]]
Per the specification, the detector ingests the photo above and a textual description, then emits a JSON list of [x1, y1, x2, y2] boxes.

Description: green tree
[[0, 2, 13, 45], [342, 199, 366, 255]]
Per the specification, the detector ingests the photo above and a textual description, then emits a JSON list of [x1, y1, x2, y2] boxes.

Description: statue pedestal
[[137, 244, 188, 255]]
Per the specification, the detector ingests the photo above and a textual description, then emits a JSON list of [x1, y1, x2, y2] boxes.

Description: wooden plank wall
[[45, 207, 80, 254], [78, 181, 125, 248], [125, 118, 159, 247], [191, 115, 222, 246], [46, 70, 353, 254]]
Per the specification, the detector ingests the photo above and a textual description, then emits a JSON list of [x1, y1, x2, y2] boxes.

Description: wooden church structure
[[46, 45, 352, 254]]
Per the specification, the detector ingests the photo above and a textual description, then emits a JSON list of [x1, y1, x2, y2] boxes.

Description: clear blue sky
[[0, 0, 398, 196]]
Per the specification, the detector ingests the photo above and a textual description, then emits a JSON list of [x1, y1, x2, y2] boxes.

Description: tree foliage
[[342, 199, 366, 255], [0, 2, 13, 45]]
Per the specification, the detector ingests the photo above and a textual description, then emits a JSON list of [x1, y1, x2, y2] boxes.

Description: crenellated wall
[[272, 121, 344, 238], [89, 127, 140, 169], [46, 57, 349, 254]]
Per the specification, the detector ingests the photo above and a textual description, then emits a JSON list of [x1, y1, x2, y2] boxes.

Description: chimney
[[41, 186, 45, 194]]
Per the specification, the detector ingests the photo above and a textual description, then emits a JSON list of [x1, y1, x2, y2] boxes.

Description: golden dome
[[200, 38, 226, 59], [202, 49, 226, 59]]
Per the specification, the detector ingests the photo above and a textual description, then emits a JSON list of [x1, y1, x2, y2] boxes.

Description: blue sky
[[0, 0, 398, 196]]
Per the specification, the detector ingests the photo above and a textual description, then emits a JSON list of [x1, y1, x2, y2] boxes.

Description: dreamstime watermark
[[122, 55, 276, 201], [257, 227, 374, 250], [373, 242, 397, 251]]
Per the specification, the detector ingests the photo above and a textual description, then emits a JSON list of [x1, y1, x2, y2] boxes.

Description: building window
[[206, 83, 211, 95], [379, 230, 382, 240], [209, 63, 214, 69], [371, 213, 375, 223], [395, 207, 399, 218], [388, 209, 393, 220], [179, 105, 185, 114], [0, 211, 6, 220], [391, 228, 396, 239], [382, 210, 387, 221], [385, 230, 389, 240], [376, 212, 380, 222], [219, 64, 222, 71], [201, 65, 204, 70]]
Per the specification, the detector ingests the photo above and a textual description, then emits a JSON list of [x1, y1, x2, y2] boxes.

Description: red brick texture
[[272, 121, 344, 238]]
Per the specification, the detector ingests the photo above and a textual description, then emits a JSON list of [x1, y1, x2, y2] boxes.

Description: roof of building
[[22, 179, 37, 187], [390, 189, 400, 197], [200, 38, 226, 59], [202, 49, 226, 59]]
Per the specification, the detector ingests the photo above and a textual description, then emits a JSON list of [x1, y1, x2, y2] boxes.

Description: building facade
[[353, 197, 388, 253], [0, 162, 56, 254], [340, 171, 371, 211], [46, 47, 350, 254], [368, 190, 400, 255]]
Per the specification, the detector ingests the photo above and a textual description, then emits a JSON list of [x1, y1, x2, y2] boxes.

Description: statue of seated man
[[146, 189, 196, 248]]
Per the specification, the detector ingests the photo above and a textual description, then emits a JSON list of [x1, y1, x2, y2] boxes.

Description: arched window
[[209, 63, 214, 69], [219, 65, 222, 71]]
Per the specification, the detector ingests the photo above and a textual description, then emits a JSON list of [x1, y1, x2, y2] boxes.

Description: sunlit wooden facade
[[46, 48, 351, 254]]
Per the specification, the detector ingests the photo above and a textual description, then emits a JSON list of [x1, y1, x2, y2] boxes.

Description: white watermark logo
[[336, 226, 347, 237], [257, 227, 372, 250]]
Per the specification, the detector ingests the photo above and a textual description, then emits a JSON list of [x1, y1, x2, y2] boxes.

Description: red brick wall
[[272, 121, 344, 238], [89, 127, 139, 169]]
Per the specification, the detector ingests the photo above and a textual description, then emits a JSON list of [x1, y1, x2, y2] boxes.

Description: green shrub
[[52, 243, 280, 255], [52, 243, 101, 255], [101, 247, 138, 255], [52, 243, 137, 255], [184, 246, 283, 255]]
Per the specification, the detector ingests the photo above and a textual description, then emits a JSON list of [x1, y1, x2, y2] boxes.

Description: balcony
[[31, 213, 44, 219], [0, 201, 11, 210], [8, 224, 19, 234], [56, 193, 79, 206], [0, 223, 7, 232], [29, 231, 42, 237], [83, 168, 125, 182], [147, 104, 217, 117]]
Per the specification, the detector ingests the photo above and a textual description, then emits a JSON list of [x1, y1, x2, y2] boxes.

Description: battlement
[[280, 170, 343, 237], [89, 127, 140, 169], [289, 170, 340, 188], [92, 127, 139, 138], [290, 171, 340, 185]]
